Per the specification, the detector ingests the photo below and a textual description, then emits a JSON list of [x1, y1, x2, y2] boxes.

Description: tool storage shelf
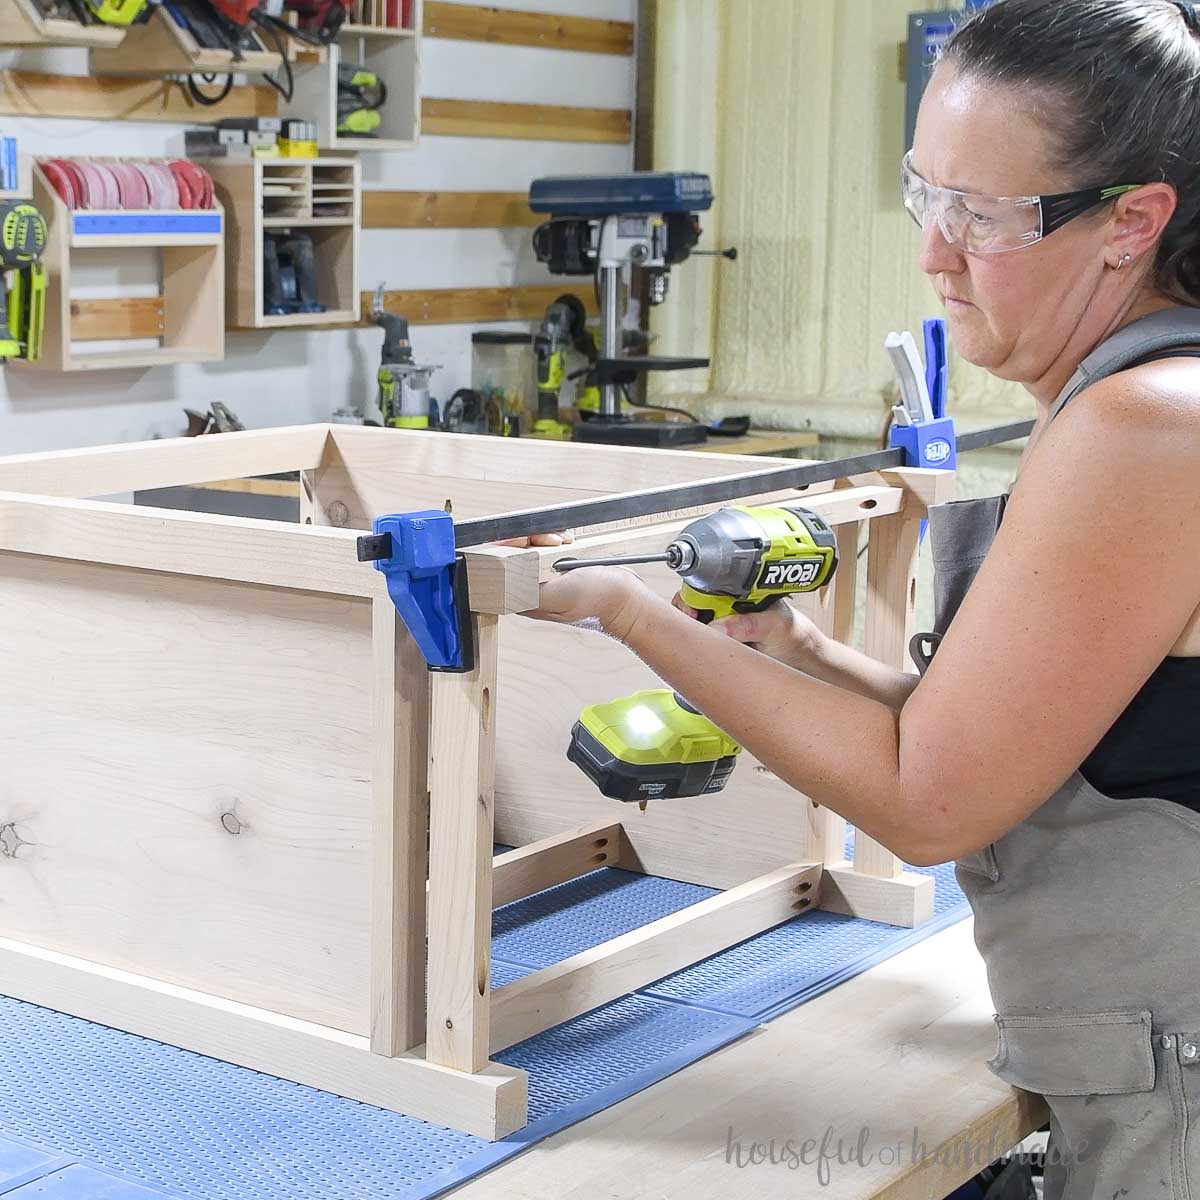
[[18, 160, 224, 373], [0, 424, 948, 1142], [89, 6, 283, 77], [206, 156, 360, 330], [280, 2, 422, 151], [0, 0, 126, 48]]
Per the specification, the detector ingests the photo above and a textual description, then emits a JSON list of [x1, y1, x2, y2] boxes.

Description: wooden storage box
[[0, 425, 951, 1140]]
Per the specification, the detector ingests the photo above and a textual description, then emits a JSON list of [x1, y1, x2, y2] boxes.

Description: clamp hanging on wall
[[357, 509, 475, 672]]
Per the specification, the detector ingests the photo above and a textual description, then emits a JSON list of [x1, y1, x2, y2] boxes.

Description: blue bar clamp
[[887, 317, 955, 470], [356, 510, 475, 672]]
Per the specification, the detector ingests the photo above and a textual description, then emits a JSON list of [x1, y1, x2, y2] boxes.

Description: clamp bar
[[451, 417, 1033, 549]]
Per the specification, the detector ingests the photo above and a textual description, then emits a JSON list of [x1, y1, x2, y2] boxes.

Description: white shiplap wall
[[0, 0, 636, 454]]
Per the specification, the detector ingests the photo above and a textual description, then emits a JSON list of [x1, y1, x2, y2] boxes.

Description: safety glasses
[[900, 151, 1142, 254]]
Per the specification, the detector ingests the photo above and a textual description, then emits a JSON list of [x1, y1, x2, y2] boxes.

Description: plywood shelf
[[342, 21, 415, 37], [207, 157, 361, 330], [0, 0, 126, 48], [90, 7, 283, 76], [17, 161, 225, 373], [257, 308, 358, 327]]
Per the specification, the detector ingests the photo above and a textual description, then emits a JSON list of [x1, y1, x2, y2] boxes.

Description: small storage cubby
[[279, 2, 421, 151], [17, 159, 225, 372], [207, 157, 361, 330], [1, 0, 126, 48]]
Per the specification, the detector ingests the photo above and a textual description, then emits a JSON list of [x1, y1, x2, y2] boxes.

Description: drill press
[[528, 171, 716, 448]]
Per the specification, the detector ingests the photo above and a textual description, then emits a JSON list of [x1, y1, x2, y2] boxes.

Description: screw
[[445, 1018, 454, 1030]]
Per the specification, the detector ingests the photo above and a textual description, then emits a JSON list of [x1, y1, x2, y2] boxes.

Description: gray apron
[[912, 307, 1200, 1199]]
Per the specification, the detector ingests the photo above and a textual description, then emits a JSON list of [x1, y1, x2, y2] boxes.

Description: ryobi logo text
[[758, 558, 824, 589]]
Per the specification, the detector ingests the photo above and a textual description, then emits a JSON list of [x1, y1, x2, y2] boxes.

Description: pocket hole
[[592, 853, 608, 864], [794, 898, 811, 909], [593, 837, 609, 848], [859, 499, 878, 511], [480, 687, 491, 732], [797, 880, 812, 893]]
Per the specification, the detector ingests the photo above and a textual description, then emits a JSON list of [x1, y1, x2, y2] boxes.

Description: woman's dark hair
[[942, 0, 1200, 304]]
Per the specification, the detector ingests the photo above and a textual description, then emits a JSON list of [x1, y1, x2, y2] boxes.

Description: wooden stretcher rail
[[423, 1, 635, 55]]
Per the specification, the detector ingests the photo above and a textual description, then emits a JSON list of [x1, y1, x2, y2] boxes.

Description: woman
[[523, 1, 1200, 1194]]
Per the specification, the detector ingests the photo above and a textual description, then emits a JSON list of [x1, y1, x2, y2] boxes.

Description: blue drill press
[[528, 171, 725, 448]]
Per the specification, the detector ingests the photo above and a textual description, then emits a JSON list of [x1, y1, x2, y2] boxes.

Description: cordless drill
[[555, 504, 838, 804]]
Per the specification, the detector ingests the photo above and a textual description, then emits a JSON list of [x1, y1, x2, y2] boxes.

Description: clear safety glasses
[[900, 151, 1142, 254]]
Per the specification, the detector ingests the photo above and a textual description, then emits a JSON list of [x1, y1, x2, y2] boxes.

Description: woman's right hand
[[670, 594, 824, 670]]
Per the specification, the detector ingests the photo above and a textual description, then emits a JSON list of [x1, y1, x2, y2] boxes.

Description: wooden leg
[[857, 510, 921, 880], [370, 598, 430, 1056], [426, 614, 498, 1073]]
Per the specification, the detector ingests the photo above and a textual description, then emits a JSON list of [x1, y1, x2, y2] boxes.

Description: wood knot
[[220, 811, 244, 836]]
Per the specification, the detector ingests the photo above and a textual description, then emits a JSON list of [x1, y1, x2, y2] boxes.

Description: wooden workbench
[[451, 919, 1048, 1199]]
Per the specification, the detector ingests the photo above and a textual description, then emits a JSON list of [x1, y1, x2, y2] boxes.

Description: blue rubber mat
[[0, 857, 968, 1200]]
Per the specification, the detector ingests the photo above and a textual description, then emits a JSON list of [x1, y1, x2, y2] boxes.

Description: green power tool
[[0, 201, 48, 365], [556, 503, 838, 804]]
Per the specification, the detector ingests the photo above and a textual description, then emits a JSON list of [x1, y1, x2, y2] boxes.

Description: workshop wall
[[0, 0, 636, 455], [649, 0, 1032, 439]]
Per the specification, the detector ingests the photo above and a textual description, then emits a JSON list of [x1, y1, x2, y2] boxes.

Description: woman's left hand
[[522, 565, 651, 640]]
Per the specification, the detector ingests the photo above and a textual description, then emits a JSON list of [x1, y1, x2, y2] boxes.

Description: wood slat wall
[[0, 69, 276, 124], [356, 284, 597, 325], [423, 2, 634, 56], [362, 191, 537, 229], [421, 98, 630, 143], [68, 286, 597, 339], [0, 72, 632, 143]]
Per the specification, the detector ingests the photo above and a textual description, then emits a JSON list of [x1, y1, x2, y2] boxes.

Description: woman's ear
[[1107, 182, 1178, 267]]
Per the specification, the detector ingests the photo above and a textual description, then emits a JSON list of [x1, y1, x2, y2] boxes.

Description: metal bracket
[[357, 510, 475, 673]]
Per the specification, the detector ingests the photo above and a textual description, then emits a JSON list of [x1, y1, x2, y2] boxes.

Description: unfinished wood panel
[[489, 863, 821, 1052], [362, 190, 537, 229], [70, 297, 164, 341], [0, 424, 328, 498], [426, 616, 499, 1072], [370, 600, 430, 1055], [0, 491, 383, 601], [423, 2, 634, 55], [492, 821, 620, 908], [0, 556, 375, 1033], [0, 69, 276, 124], [0, 935, 528, 1140], [357, 284, 596, 326], [421, 97, 631, 142]]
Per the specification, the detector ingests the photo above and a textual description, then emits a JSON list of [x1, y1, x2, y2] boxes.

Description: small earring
[[1114, 252, 1132, 271]]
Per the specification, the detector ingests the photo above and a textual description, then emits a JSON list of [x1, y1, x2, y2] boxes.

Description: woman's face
[[910, 64, 1113, 383]]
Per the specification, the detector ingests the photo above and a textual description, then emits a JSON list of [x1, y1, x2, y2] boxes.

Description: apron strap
[[1047, 307, 1200, 422]]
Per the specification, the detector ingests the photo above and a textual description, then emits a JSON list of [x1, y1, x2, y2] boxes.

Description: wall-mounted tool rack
[[90, 6, 283, 77], [0, 0, 126, 48], [17, 160, 225, 372], [206, 156, 360, 329]]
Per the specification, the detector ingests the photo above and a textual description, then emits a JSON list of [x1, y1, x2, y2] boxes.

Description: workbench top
[[450, 919, 1047, 1200]]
